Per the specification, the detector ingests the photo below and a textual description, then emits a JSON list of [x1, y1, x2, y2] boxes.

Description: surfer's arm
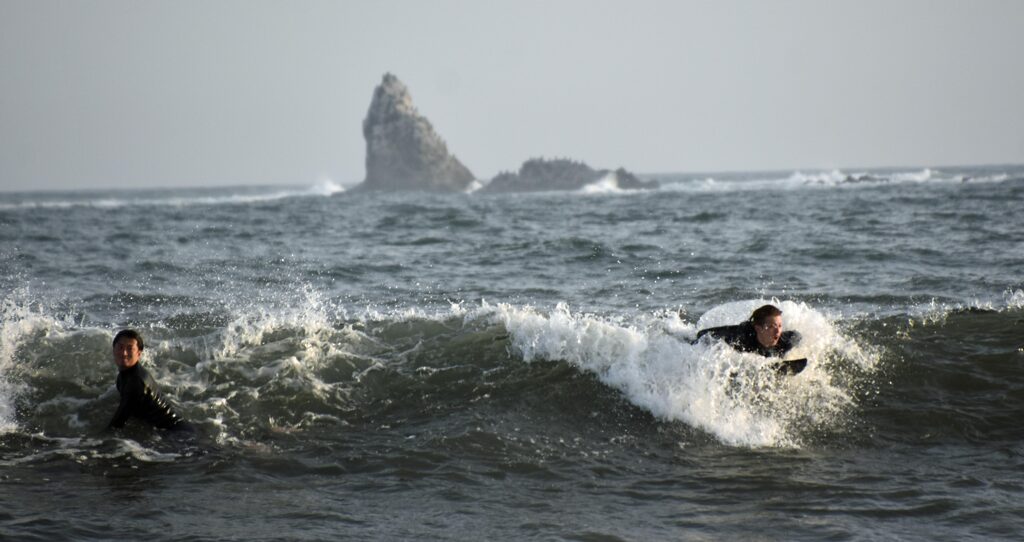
[[141, 385, 186, 430], [692, 325, 732, 345], [107, 379, 140, 428], [780, 330, 802, 354], [108, 397, 130, 428]]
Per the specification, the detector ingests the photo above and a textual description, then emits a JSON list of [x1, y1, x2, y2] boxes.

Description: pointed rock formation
[[360, 73, 475, 192], [479, 158, 658, 193]]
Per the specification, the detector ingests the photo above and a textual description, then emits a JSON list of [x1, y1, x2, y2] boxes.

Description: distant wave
[[0, 179, 345, 211], [655, 167, 1018, 193]]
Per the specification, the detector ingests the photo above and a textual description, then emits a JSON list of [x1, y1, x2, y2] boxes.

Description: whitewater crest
[[0, 289, 75, 434], [11, 287, 1018, 451], [476, 300, 877, 448]]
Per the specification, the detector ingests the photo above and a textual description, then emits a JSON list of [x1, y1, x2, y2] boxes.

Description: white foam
[[0, 289, 69, 434], [464, 179, 485, 194], [655, 167, 1008, 194], [1007, 289, 1024, 310], [906, 290, 1024, 325], [308, 178, 346, 196], [657, 176, 745, 193], [969, 172, 1010, 183], [658, 172, 819, 193], [210, 298, 332, 362], [789, 168, 939, 187], [113, 437, 182, 462], [474, 299, 877, 448], [889, 168, 934, 183], [0, 435, 110, 466], [578, 172, 625, 194], [168, 286, 376, 437]]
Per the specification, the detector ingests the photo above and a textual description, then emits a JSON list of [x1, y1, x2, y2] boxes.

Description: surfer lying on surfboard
[[692, 304, 806, 375]]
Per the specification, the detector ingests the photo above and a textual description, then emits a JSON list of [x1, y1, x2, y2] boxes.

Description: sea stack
[[360, 73, 475, 192]]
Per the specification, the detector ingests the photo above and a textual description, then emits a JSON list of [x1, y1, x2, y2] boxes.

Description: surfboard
[[770, 358, 808, 375]]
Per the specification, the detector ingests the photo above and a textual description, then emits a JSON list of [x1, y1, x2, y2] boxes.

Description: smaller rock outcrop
[[841, 174, 885, 184], [359, 73, 475, 192], [480, 158, 658, 193]]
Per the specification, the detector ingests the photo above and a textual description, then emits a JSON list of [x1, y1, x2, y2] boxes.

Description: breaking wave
[[655, 166, 1018, 193]]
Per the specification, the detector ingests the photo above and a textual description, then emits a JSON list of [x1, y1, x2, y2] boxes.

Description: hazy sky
[[2, 0, 1022, 192]]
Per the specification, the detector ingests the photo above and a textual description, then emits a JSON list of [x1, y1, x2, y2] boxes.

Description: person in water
[[108, 329, 188, 430], [693, 304, 801, 358]]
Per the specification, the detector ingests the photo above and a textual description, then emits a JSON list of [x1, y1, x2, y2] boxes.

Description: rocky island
[[358, 73, 475, 192], [479, 158, 657, 193], [355, 73, 658, 193]]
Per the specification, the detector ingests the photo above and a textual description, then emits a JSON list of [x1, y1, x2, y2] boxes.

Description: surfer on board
[[692, 304, 801, 358], [107, 329, 190, 431]]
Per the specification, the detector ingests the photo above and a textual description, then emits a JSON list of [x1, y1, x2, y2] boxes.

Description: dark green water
[[2, 166, 1023, 540]]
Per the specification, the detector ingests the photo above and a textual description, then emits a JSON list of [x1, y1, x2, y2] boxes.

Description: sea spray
[[0, 289, 71, 433], [167, 290, 369, 443], [478, 300, 879, 447], [1008, 289, 1024, 309], [0, 290, 888, 449]]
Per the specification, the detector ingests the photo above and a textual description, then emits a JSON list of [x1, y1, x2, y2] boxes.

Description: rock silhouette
[[360, 73, 475, 192], [480, 158, 657, 193]]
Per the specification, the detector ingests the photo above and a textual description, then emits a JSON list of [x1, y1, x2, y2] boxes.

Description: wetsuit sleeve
[[779, 330, 802, 355], [693, 325, 736, 345], [139, 386, 185, 430], [695, 324, 750, 348]]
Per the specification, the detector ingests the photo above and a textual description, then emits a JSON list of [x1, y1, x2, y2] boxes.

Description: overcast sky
[[2, 0, 1022, 192]]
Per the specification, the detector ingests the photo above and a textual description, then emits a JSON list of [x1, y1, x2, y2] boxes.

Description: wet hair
[[750, 305, 782, 327], [112, 329, 144, 351]]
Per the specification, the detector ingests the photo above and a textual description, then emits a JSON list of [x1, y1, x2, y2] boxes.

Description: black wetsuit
[[693, 321, 801, 358], [108, 363, 187, 430]]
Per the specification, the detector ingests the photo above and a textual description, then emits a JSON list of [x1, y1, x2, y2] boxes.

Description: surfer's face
[[755, 315, 783, 348], [113, 338, 141, 370]]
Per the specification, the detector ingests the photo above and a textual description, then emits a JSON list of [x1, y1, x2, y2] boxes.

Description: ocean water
[[1, 165, 1022, 540]]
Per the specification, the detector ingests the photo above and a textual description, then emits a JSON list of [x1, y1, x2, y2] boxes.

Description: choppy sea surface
[[2, 165, 1023, 541]]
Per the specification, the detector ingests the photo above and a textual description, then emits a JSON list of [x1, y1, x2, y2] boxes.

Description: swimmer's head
[[112, 329, 144, 370], [750, 304, 783, 348]]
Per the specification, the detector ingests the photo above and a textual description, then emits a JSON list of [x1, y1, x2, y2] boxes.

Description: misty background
[[1, 0, 1022, 192]]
